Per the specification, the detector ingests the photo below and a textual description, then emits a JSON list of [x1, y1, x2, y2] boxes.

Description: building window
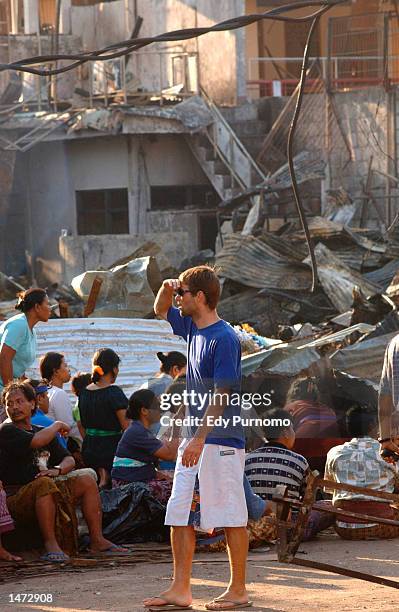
[[76, 189, 129, 235], [150, 185, 219, 210]]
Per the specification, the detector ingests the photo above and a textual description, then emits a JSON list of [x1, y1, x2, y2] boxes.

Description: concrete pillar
[[10, 0, 19, 34], [235, 0, 247, 103], [23, 0, 39, 35], [59, 0, 72, 35], [127, 136, 150, 235]]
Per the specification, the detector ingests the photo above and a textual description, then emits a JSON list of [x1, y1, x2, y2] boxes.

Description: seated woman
[[111, 389, 179, 504], [78, 349, 130, 489], [0, 381, 126, 562], [0, 480, 21, 562], [140, 351, 187, 397]]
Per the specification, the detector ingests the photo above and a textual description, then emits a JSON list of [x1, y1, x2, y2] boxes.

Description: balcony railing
[[0, 45, 200, 111], [247, 55, 399, 97]]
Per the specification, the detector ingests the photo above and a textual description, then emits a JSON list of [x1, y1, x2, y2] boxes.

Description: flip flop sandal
[[40, 551, 70, 564], [205, 600, 253, 611], [146, 607, 192, 611]]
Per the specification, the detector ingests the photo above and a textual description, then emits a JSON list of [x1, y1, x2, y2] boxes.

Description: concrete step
[[220, 102, 259, 123]]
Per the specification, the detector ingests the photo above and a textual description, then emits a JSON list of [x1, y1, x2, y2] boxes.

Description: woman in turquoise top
[[0, 289, 51, 421]]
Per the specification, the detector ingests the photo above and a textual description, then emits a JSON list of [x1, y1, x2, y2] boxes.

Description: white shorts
[[165, 439, 248, 532]]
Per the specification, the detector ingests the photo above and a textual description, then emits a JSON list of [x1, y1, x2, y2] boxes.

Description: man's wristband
[[378, 437, 392, 444]]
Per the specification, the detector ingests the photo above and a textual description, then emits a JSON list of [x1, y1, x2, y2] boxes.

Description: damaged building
[[1, 0, 397, 288]]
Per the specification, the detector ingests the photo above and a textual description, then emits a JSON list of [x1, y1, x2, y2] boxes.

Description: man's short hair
[[179, 265, 220, 309], [346, 406, 377, 438], [2, 381, 37, 414], [263, 408, 293, 441]]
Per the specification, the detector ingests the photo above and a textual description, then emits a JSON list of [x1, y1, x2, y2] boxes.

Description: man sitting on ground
[[245, 408, 334, 541], [0, 381, 127, 562], [325, 406, 399, 540]]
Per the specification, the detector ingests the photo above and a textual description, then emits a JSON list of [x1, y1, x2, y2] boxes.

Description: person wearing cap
[[26, 378, 68, 449], [39, 352, 82, 451], [0, 289, 51, 423], [141, 351, 187, 397]]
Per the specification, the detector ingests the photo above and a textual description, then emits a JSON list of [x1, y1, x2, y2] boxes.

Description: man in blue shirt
[[144, 266, 249, 612]]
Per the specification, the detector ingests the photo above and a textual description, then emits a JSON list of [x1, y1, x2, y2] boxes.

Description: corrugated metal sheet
[[300, 323, 375, 348], [333, 246, 383, 272], [313, 243, 381, 313], [216, 234, 312, 290], [242, 343, 320, 377], [359, 310, 399, 341], [330, 332, 397, 383], [364, 259, 399, 290], [26, 318, 186, 398]]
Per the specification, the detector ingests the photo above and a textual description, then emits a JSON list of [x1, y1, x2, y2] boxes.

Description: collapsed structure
[[0, 0, 398, 404]]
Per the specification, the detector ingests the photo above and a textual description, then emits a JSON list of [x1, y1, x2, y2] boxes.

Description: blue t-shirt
[[167, 306, 244, 449], [111, 420, 163, 483], [31, 409, 68, 449], [0, 313, 37, 392]]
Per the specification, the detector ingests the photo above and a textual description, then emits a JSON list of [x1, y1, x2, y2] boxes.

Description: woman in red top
[[284, 377, 346, 474]]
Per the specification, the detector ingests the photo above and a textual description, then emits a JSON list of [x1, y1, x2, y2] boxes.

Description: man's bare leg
[[72, 474, 123, 551], [35, 494, 64, 554], [143, 526, 195, 608], [206, 527, 249, 610]]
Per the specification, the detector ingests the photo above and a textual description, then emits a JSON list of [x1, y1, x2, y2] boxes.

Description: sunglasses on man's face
[[175, 288, 192, 297]]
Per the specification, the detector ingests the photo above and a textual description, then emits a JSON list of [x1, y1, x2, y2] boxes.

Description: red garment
[[335, 500, 396, 525], [284, 400, 348, 473]]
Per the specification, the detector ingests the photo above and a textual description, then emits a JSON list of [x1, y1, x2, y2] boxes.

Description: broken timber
[[273, 475, 399, 590]]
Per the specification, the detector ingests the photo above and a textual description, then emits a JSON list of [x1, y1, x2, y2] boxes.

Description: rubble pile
[[2, 206, 399, 416]]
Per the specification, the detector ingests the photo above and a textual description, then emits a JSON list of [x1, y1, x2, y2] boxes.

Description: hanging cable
[[0, 2, 346, 77], [0, 0, 346, 290], [287, 12, 325, 292]]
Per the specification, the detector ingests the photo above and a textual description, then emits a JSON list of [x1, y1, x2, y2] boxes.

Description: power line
[[0, 0, 345, 289], [0, 1, 345, 77]]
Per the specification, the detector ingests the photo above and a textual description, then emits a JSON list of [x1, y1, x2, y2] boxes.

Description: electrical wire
[[0, 2, 346, 77], [287, 11, 326, 291], [0, 0, 345, 291]]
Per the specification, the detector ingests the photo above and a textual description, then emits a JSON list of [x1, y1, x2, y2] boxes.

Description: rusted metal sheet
[[26, 318, 186, 397], [216, 234, 312, 290]]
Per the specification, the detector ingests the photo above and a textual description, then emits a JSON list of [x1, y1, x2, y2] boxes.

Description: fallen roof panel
[[311, 243, 381, 313], [216, 234, 312, 290], [26, 318, 186, 398], [330, 331, 396, 383]]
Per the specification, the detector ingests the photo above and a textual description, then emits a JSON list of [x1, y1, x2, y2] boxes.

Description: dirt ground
[[1, 536, 399, 612]]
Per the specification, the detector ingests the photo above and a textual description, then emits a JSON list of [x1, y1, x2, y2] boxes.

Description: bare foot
[[205, 589, 250, 611], [89, 537, 128, 553], [0, 546, 22, 562], [143, 587, 192, 609]]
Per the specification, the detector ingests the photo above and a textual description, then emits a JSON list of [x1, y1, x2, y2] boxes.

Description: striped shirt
[[244, 443, 309, 501]]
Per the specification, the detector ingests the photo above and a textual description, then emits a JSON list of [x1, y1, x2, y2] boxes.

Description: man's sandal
[[40, 551, 70, 563]]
